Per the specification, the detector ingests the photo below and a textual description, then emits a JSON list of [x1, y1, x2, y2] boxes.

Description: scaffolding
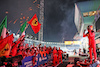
[[38, 0, 44, 41]]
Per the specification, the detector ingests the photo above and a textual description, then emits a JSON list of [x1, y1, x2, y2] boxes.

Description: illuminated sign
[[83, 10, 100, 17], [64, 41, 81, 45]]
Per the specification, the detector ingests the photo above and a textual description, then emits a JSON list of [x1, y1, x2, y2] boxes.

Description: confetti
[[23, 16, 25, 19], [37, 4, 40, 8], [27, 17, 29, 19], [8, 20, 12, 24], [33, 0, 37, 3], [20, 18, 23, 20], [20, 21, 23, 23], [20, 23, 24, 26], [13, 19, 18, 24], [5, 11, 8, 14], [29, 7, 32, 11], [30, 8, 32, 11], [21, 13, 23, 15]]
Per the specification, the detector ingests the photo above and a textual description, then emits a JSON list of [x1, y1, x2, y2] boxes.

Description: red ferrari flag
[[0, 34, 13, 57], [28, 14, 41, 34]]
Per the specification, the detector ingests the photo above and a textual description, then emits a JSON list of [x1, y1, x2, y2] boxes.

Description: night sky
[[0, 0, 90, 42]]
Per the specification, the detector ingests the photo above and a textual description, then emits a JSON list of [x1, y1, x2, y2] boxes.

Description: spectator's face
[[87, 25, 93, 31], [90, 26, 93, 30]]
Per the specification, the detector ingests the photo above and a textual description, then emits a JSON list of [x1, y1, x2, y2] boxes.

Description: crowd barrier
[[20, 54, 52, 67]]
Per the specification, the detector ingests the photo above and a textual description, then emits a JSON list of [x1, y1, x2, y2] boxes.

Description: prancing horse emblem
[[32, 18, 38, 26]]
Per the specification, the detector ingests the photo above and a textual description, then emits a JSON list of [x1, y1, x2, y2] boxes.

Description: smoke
[[44, 0, 75, 42], [44, 0, 90, 42]]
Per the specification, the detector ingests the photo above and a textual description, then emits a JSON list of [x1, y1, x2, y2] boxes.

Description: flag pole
[[21, 24, 29, 36], [16, 29, 20, 35], [25, 24, 29, 31], [16, 22, 29, 35]]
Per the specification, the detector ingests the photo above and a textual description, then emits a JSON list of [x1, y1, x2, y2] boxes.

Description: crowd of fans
[[0, 34, 64, 67], [0, 30, 66, 67], [16, 43, 53, 59]]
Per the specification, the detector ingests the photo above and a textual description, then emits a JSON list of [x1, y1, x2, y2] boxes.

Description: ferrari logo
[[0, 43, 10, 56], [32, 18, 38, 26]]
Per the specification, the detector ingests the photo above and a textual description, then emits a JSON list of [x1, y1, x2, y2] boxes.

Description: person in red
[[10, 37, 25, 57], [46, 47, 49, 54], [25, 43, 29, 49], [52, 47, 58, 66], [58, 47, 63, 63], [10, 40, 21, 57], [83, 25, 97, 63]]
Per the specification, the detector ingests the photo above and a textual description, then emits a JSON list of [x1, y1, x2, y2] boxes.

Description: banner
[[19, 54, 52, 67], [47, 54, 53, 61], [21, 56, 33, 67], [37, 54, 48, 66]]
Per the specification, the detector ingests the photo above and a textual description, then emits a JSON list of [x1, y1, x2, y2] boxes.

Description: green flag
[[0, 16, 7, 36], [20, 21, 27, 33]]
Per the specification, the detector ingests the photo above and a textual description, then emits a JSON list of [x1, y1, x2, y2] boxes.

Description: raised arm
[[83, 30, 87, 37]]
